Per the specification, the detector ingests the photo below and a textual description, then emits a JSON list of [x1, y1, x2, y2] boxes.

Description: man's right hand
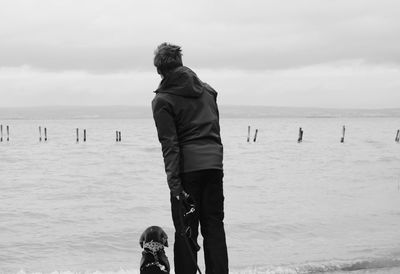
[[176, 190, 189, 201], [176, 190, 196, 223]]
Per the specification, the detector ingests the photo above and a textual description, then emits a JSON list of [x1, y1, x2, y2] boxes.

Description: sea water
[[1, 109, 400, 274]]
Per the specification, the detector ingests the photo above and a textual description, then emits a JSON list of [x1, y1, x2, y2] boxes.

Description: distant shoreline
[[0, 105, 400, 120]]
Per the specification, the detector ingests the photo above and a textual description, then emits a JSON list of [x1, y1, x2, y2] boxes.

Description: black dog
[[139, 226, 170, 274]]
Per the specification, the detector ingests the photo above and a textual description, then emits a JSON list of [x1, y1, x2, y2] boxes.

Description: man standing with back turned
[[152, 42, 229, 274]]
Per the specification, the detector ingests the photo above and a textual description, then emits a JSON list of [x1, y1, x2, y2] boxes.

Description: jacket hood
[[155, 66, 204, 98]]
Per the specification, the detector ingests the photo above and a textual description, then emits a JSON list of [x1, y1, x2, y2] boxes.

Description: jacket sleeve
[[152, 96, 183, 197]]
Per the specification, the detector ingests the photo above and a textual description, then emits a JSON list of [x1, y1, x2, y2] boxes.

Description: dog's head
[[139, 226, 169, 248]]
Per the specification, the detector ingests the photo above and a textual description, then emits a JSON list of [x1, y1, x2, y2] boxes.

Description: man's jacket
[[152, 66, 223, 196]]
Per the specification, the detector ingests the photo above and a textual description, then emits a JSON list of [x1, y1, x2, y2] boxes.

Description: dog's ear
[[139, 230, 146, 248], [161, 229, 168, 247]]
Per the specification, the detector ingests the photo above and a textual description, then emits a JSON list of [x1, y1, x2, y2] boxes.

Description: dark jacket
[[152, 66, 223, 196]]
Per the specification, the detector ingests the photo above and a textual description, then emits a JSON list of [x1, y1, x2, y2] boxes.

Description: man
[[152, 42, 229, 274]]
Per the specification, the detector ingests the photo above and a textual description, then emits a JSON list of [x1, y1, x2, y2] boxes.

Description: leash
[[178, 199, 203, 274]]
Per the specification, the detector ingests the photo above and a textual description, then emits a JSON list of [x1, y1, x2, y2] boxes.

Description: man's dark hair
[[154, 42, 183, 77]]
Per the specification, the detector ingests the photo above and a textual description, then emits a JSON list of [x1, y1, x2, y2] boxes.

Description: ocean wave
[[13, 270, 140, 274], [9, 257, 400, 274], [241, 257, 400, 273]]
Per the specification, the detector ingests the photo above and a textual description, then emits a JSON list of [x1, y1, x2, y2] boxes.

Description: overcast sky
[[1, 0, 399, 108]]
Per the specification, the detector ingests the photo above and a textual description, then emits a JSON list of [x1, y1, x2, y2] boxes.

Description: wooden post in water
[[297, 127, 303, 143], [44, 128, 47, 142], [116, 131, 119, 142], [253, 129, 258, 142], [396, 129, 400, 142], [76, 128, 79, 143], [118, 131, 121, 142], [6, 125, 9, 141], [39, 126, 42, 142], [247, 126, 251, 142], [0, 124, 3, 142], [83, 129, 87, 142], [341, 125, 345, 143]]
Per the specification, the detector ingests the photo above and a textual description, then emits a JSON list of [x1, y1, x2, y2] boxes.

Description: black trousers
[[170, 169, 229, 274]]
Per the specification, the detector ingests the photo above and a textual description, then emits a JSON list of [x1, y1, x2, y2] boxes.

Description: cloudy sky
[[0, 0, 399, 108]]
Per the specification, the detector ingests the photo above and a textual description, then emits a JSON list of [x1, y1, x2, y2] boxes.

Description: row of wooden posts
[[247, 125, 400, 143], [74, 129, 122, 142], [39, 126, 48, 142], [76, 128, 87, 142], [0, 124, 10, 142], [0, 125, 123, 143], [1, 124, 399, 143], [297, 125, 346, 143]]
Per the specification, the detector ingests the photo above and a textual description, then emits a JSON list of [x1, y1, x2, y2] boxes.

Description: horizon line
[[0, 105, 400, 111]]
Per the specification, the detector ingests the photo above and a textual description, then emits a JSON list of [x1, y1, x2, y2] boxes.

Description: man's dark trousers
[[170, 169, 228, 274]]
